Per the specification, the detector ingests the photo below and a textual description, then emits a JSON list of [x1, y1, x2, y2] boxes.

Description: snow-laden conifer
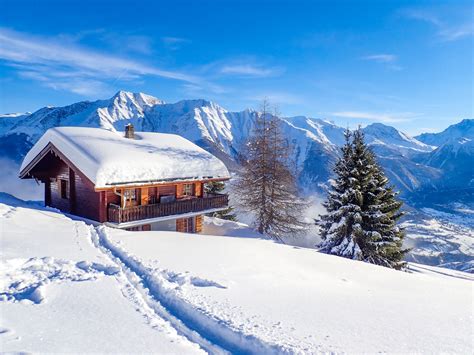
[[318, 128, 407, 269], [205, 181, 237, 221], [318, 129, 364, 258], [352, 129, 408, 269]]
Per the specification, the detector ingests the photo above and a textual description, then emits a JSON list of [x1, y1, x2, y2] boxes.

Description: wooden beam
[[94, 177, 229, 192], [141, 187, 149, 205]]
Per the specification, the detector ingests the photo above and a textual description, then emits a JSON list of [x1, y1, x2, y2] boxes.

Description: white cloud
[[361, 54, 402, 71], [361, 54, 398, 63], [401, 9, 442, 26], [401, 8, 473, 42], [162, 36, 188, 44], [438, 23, 474, 41], [0, 28, 202, 96], [220, 64, 280, 77], [161, 37, 190, 50], [331, 111, 421, 123], [117, 35, 154, 55]]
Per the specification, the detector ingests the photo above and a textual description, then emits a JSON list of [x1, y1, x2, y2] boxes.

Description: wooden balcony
[[107, 193, 229, 224]]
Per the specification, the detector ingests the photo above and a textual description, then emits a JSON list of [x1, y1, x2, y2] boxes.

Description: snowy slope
[[86, 222, 474, 353], [0, 113, 29, 132], [427, 138, 473, 179], [416, 119, 474, 147], [1, 195, 472, 353], [0, 193, 204, 353], [363, 122, 434, 155]]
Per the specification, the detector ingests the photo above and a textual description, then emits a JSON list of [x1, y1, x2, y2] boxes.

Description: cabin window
[[183, 184, 194, 197], [60, 179, 69, 199], [124, 189, 137, 201], [122, 189, 139, 208]]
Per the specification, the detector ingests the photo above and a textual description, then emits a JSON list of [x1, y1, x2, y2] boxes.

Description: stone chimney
[[125, 123, 135, 139]]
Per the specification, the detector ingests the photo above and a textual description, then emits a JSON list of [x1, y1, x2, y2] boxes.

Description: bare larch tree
[[236, 100, 308, 240]]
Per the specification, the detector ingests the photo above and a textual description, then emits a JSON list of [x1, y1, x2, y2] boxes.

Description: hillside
[[0, 194, 472, 353]]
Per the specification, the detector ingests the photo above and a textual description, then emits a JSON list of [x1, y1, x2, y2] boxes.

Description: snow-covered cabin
[[19, 126, 230, 232]]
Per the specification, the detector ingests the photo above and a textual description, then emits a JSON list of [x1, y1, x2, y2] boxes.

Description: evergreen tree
[[352, 129, 408, 269], [318, 128, 407, 269], [318, 129, 364, 258], [236, 100, 307, 240], [205, 181, 237, 221]]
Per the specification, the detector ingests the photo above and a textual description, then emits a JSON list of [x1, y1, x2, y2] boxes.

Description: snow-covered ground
[[0, 194, 472, 353], [0, 194, 204, 353]]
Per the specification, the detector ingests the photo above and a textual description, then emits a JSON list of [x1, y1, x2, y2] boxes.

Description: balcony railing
[[107, 193, 229, 224]]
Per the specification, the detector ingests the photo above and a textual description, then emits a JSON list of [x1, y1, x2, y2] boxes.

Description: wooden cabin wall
[[176, 215, 202, 233], [176, 217, 186, 232], [73, 172, 101, 221], [195, 215, 203, 233], [45, 158, 102, 221], [176, 184, 184, 198], [105, 190, 121, 205], [49, 162, 71, 213], [195, 182, 203, 197], [148, 187, 158, 204], [157, 185, 176, 197]]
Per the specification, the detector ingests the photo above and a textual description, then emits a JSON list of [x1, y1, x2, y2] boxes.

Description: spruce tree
[[205, 181, 237, 221], [318, 128, 407, 269], [318, 129, 364, 258], [352, 129, 408, 269], [236, 100, 307, 240]]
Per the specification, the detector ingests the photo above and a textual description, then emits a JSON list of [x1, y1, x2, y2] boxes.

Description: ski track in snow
[[0, 204, 207, 354], [1, 203, 290, 353], [93, 225, 293, 354], [87, 225, 228, 355]]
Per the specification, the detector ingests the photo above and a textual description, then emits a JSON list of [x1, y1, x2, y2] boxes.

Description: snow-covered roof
[[20, 127, 230, 188]]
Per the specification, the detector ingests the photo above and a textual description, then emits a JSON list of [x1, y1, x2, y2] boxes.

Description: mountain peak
[[364, 122, 397, 131], [415, 118, 474, 147], [363, 122, 432, 153], [173, 99, 227, 112], [457, 118, 474, 128], [111, 90, 164, 107]]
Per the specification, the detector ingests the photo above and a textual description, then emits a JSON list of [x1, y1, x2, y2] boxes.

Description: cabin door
[[183, 217, 195, 233]]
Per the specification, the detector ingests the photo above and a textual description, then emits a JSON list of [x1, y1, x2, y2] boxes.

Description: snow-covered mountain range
[[1, 91, 472, 207]]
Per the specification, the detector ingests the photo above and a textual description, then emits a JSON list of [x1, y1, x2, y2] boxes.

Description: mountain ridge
[[1, 90, 472, 207], [415, 119, 474, 147]]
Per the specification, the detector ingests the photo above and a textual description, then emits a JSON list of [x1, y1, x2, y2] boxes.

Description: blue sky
[[0, 0, 472, 134]]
